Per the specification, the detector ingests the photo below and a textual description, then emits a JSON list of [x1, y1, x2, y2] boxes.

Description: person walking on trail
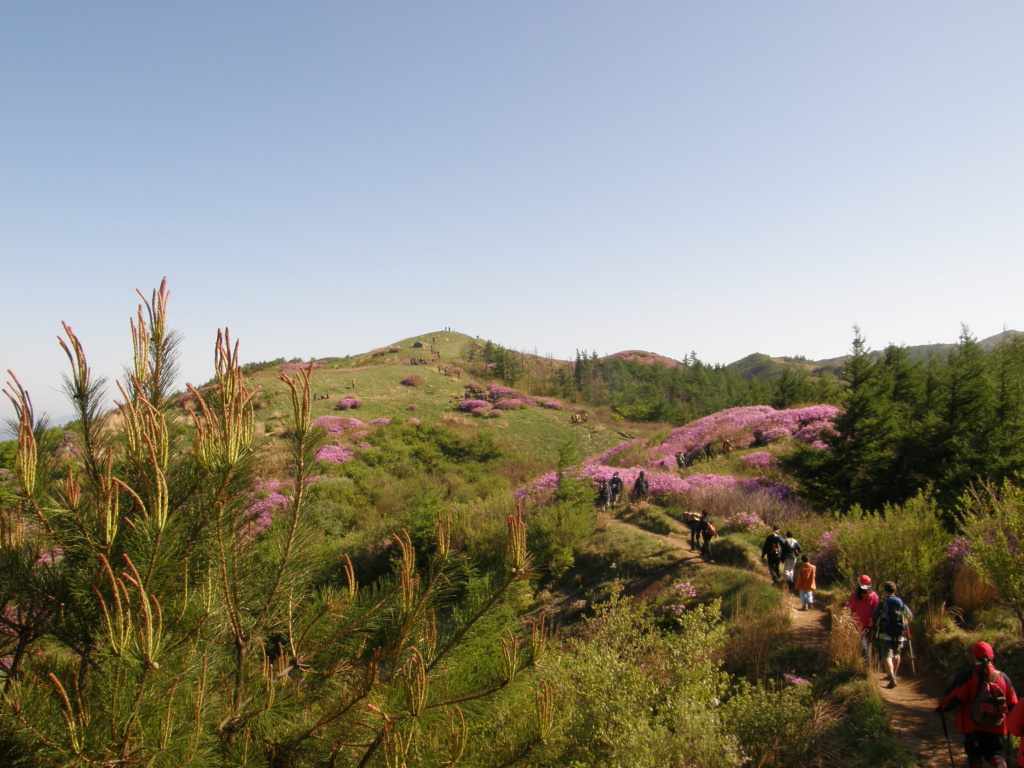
[[872, 581, 913, 688], [761, 527, 785, 585], [794, 555, 816, 610], [688, 511, 706, 552], [632, 471, 649, 502], [609, 472, 623, 508], [782, 531, 801, 593], [698, 515, 717, 562], [937, 641, 1018, 768], [1004, 678, 1024, 768], [845, 575, 879, 662], [596, 480, 610, 512]]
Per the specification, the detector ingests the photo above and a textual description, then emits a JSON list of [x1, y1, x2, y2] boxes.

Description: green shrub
[[722, 680, 815, 767], [527, 501, 597, 581], [963, 482, 1024, 637], [832, 493, 948, 608], [540, 589, 737, 768]]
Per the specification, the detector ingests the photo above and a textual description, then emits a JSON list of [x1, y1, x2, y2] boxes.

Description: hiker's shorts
[[877, 638, 903, 660]]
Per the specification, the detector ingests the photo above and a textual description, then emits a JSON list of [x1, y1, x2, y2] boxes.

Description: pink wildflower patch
[[741, 451, 776, 469], [408, 403, 419, 411], [335, 397, 363, 411], [316, 444, 355, 464], [242, 490, 292, 540], [650, 404, 840, 466], [370, 418, 391, 427], [458, 399, 491, 413], [488, 384, 521, 400], [358, 441, 372, 449], [408, 417, 421, 426]]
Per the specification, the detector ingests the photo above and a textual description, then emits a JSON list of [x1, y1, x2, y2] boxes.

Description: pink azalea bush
[[316, 444, 355, 464], [243, 487, 292, 540], [458, 399, 492, 413], [408, 417, 421, 426], [408, 403, 419, 411], [335, 397, 363, 411], [516, 466, 792, 506], [488, 384, 521, 400], [650, 404, 839, 468], [741, 451, 776, 469], [401, 374, 424, 387], [370, 418, 391, 427]]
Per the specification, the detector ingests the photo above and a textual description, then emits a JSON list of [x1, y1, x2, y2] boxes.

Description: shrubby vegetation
[[6, 284, 1024, 767]]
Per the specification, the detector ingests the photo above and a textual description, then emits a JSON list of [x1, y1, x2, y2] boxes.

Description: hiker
[[688, 511, 706, 552], [761, 526, 785, 585], [704, 441, 714, 460], [596, 480, 610, 512], [782, 531, 801, 593], [608, 472, 623, 508], [937, 641, 1018, 768], [721, 437, 733, 454], [794, 555, 816, 610], [675, 452, 686, 469], [698, 515, 717, 562], [872, 581, 914, 688], [845, 575, 879, 661], [1005, 685, 1024, 768], [632, 471, 649, 501]]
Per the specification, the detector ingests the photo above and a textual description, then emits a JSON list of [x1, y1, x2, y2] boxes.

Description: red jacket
[[939, 663, 1018, 735], [845, 589, 879, 629], [1008, 698, 1024, 765]]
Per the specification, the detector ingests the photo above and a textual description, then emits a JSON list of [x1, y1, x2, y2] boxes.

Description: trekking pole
[[938, 710, 956, 768], [907, 635, 916, 675]]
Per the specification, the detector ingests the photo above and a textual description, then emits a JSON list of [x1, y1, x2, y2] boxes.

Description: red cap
[[973, 642, 994, 660], [859, 575, 871, 587]]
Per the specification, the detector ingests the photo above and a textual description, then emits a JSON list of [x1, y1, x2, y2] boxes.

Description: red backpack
[[972, 667, 1009, 729]]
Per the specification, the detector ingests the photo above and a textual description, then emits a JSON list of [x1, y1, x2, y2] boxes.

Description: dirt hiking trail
[[599, 509, 969, 768]]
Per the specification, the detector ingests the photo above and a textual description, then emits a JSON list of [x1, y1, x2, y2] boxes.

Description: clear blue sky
[[3, 2, 1023, 427]]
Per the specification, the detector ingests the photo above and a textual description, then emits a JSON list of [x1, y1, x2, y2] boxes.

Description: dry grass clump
[[829, 603, 864, 675], [726, 586, 791, 680], [951, 563, 999, 615]]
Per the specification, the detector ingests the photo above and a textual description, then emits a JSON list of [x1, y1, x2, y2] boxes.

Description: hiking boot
[[886, 675, 897, 689]]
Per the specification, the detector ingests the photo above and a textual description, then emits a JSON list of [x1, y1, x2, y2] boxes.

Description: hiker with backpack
[[872, 581, 914, 688], [596, 479, 610, 511], [632, 471, 649, 502], [688, 511, 706, 552], [937, 641, 1018, 768], [609, 472, 623, 508], [845, 575, 879, 662], [698, 515, 717, 562], [782, 531, 801, 593], [761, 527, 786, 585]]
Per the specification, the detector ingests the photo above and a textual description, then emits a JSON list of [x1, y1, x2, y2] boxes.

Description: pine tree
[[0, 284, 547, 767]]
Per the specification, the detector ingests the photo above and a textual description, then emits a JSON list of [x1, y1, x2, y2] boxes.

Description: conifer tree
[[0, 284, 547, 767]]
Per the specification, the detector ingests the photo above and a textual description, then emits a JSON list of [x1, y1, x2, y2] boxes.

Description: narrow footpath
[[599, 509, 963, 768]]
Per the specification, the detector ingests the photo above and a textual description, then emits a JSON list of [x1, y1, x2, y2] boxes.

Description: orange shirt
[[795, 562, 817, 592]]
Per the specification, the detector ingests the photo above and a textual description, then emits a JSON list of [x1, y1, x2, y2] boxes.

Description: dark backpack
[[768, 537, 782, 559], [972, 669, 1008, 729], [877, 597, 906, 639]]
